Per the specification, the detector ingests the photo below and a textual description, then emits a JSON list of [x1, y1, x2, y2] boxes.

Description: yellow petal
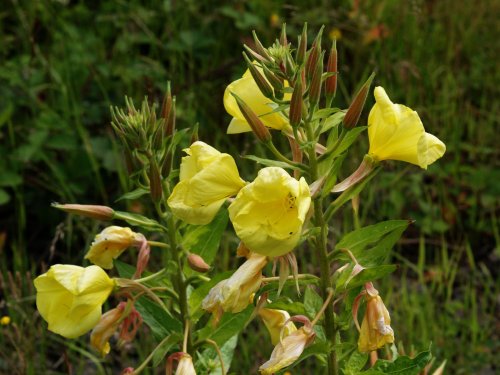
[[259, 308, 297, 345], [417, 132, 446, 169]]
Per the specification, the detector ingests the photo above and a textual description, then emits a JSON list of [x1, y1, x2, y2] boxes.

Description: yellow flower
[[34, 264, 115, 339], [1, 315, 11, 326], [358, 294, 394, 352], [85, 226, 144, 269], [202, 253, 268, 322], [368, 86, 446, 169], [90, 304, 125, 356], [224, 69, 290, 134], [176, 353, 196, 375], [259, 325, 315, 374], [229, 167, 311, 257], [258, 308, 297, 345], [168, 141, 246, 225]]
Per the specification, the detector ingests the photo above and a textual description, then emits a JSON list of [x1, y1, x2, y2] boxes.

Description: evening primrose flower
[[175, 353, 196, 375], [85, 226, 145, 269], [368, 86, 445, 169], [259, 324, 315, 374], [224, 69, 290, 134], [229, 167, 311, 257], [202, 253, 268, 323], [258, 308, 297, 345], [168, 141, 246, 225], [34, 264, 115, 338], [1, 316, 10, 326]]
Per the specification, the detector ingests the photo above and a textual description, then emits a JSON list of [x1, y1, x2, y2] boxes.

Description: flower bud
[[289, 78, 303, 127], [52, 203, 115, 221], [296, 23, 307, 65], [243, 53, 274, 99], [309, 51, 324, 107], [149, 158, 163, 203], [342, 72, 375, 129], [325, 40, 338, 98], [252, 30, 272, 62], [262, 65, 284, 95], [305, 26, 324, 81], [187, 253, 211, 273], [279, 23, 288, 46], [231, 92, 272, 142]]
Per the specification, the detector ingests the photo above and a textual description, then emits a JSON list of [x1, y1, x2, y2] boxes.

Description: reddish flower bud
[[296, 23, 307, 65], [187, 253, 211, 273], [52, 203, 115, 221], [231, 93, 272, 143], [289, 79, 303, 127], [305, 26, 324, 81], [325, 40, 338, 97], [342, 72, 375, 129], [309, 52, 324, 107]]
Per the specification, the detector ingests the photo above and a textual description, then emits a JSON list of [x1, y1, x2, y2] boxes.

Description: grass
[[0, 0, 498, 373]]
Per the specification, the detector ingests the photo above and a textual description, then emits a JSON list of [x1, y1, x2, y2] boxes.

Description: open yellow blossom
[[258, 308, 297, 345], [168, 141, 246, 225], [34, 264, 115, 338], [85, 226, 144, 269], [176, 353, 196, 375], [202, 253, 268, 322], [229, 167, 311, 257], [224, 69, 290, 134], [368, 86, 445, 169], [1, 316, 11, 326], [259, 325, 315, 374], [358, 293, 394, 352]]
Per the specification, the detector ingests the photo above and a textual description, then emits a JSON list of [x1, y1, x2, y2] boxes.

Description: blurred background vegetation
[[0, 0, 498, 374]]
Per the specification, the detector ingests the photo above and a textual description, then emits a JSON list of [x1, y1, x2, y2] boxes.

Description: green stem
[[134, 268, 168, 283], [304, 119, 338, 375], [318, 128, 346, 162], [266, 140, 307, 171]]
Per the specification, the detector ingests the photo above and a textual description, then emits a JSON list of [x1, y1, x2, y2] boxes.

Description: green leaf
[[304, 286, 323, 319], [114, 260, 135, 278], [115, 187, 150, 201], [0, 102, 13, 129], [265, 299, 308, 316], [0, 170, 22, 187], [336, 264, 397, 292], [182, 209, 228, 268], [321, 111, 345, 133], [198, 306, 253, 346], [152, 333, 182, 366], [313, 107, 341, 121], [243, 155, 301, 171], [135, 296, 183, 341], [201, 334, 238, 375], [344, 350, 369, 374], [0, 189, 10, 205], [113, 210, 165, 230], [361, 350, 432, 375], [330, 126, 367, 159], [320, 153, 346, 198], [333, 220, 410, 266]]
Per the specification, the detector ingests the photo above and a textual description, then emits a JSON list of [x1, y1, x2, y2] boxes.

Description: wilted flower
[[368, 86, 445, 169], [229, 167, 311, 257], [258, 308, 297, 345], [168, 141, 246, 225], [259, 323, 315, 374], [90, 303, 125, 356], [202, 253, 268, 323], [34, 264, 115, 338], [354, 284, 394, 352], [224, 70, 290, 134], [85, 226, 145, 269], [175, 353, 196, 375]]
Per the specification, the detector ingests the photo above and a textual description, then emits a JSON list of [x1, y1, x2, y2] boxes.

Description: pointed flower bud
[[52, 203, 115, 221], [296, 23, 307, 65], [305, 26, 324, 80], [280, 23, 288, 46], [149, 158, 163, 203], [309, 51, 324, 107], [252, 30, 272, 62], [34, 265, 116, 338], [342, 72, 375, 129], [85, 226, 146, 270], [229, 167, 311, 258], [325, 40, 338, 97], [262, 64, 284, 94], [243, 53, 274, 99], [357, 287, 394, 352], [289, 78, 303, 127], [187, 253, 211, 273], [259, 322, 315, 374], [258, 308, 297, 345], [167, 142, 246, 225], [368, 86, 446, 169], [202, 253, 268, 324], [231, 92, 272, 142]]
